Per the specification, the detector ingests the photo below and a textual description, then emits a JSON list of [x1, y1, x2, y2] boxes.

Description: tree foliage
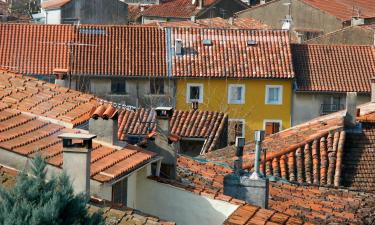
[[0, 155, 104, 225]]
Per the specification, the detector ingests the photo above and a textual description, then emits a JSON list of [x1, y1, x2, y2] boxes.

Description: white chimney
[[58, 133, 96, 195], [351, 16, 364, 26], [371, 78, 375, 102], [228, 17, 234, 25], [345, 92, 357, 128]]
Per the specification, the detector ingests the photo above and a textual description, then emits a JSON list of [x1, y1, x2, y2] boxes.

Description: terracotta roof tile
[[41, 0, 71, 10], [292, 44, 375, 93], [0, 101, 157, 183], [171, 28, 294, 78], [110, 107, 228, 153], [141, 0, 205, 18], [0, 70, 98, 126]]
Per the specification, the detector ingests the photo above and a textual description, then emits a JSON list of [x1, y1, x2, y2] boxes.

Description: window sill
[[265, 102, 282, 105]]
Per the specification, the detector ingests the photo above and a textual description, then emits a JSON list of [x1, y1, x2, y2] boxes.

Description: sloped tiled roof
[[91, 105, 228, 154], [293, 44, 375, 93], [41, 0, 71, 10], [177, 156, 375, 224], [148, 17, 271, 29], [0, 105, 157, 183], [0, 69, 98, 127], [171, 28, 294, 78]]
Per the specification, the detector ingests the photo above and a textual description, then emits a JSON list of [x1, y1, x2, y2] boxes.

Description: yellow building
[[170, 27, 295, 142], [175, 79, 292, 141]]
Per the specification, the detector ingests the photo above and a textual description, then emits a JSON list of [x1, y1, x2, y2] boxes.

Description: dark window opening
[[111, 79, 126, 94], [150, 79, 164, 95], [190, 86, 200, 100], [112, 178, 127, 206]]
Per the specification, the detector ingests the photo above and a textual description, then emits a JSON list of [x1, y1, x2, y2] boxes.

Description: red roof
[[147, 17, 271, 29], [0, 69, 98, 127], [171, 28, 294, 78], [301, 0, 375, 21], [0, 105, 157, 182], [41, 0, 71, 10], [293, 44, 375, 93]]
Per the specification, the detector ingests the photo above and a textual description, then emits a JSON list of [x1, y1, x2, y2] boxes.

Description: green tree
[[0, 155, 103, 225]]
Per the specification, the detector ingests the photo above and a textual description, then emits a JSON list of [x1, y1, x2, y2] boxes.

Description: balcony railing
[[320, 104, 345, 115]]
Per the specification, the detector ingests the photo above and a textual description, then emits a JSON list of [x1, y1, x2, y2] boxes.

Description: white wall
[[135, 168, 238, 225], [127, 172, 137, 208], [45, 9, 61, 24], [293, 92, 370, 126]]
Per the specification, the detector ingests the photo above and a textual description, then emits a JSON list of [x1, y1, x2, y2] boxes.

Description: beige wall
[[237, 0, 343, 42], [135, 167, 238, 225], [292, 92, 370, 126]]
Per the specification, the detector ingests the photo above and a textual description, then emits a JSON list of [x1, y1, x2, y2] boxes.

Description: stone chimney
[[233, 137, 245, 174], [89, 104, 124, 147], [345, 92, 357, 128], [146, 107, 179, 179], [224, 130, 269, 208], [58, 133, 96, 195], [53, 68, 69, 88]]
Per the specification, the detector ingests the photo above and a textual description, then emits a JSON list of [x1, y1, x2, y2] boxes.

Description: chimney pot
[[345, 92, 357, 128], [58, 133, 96, 195]]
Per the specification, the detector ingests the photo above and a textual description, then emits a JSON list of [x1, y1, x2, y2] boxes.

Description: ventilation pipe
[[250, 130, 264, 180]]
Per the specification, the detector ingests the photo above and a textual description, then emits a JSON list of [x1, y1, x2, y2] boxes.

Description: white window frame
[[228, 84, 245, 104], [263, 119, 283, 131], [265, 85, 283, 105], [186, 83, 204, 103], [229, 119, 246, 138]]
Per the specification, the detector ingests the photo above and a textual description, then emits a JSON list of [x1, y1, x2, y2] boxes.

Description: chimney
[[224, 130, 269, 208], [53, 68, 69, 88], [190, 16, 196, 22], [228, 17, 234, 26], [89, 104, 123, 146], [260, 0, 266, 4], [371, 78, 375, 102], [58, 133, 96, 195], [233, 137, 245, 174], [146, 107, 179, 179], [198, 0, 203, 9], [345, 92, 357, 128]]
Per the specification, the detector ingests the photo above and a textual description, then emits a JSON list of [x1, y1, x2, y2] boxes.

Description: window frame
[[229, 118, 246, 138], [186, 83, 204, 103], [111, 78, 127, 95], [149, 79, 165, 95], [263, 119, 282, 131], [228, 84, 245, 104], [265, 85, 283, 105]]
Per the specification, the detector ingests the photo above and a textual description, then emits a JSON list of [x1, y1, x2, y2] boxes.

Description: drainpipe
[[250, 130, 264, 180]]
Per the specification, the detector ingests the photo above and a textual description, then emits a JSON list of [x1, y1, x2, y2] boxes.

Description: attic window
[[247, 40, 257, 46], [79, 28, 106, 35], [175, 39, 183, 55], [202, 39, 212, 46]]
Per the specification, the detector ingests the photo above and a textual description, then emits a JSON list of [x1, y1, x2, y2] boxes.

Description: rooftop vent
[[175, 39, 183, 55], [247, 40, 257, 46], [202, 39, 212, 46]]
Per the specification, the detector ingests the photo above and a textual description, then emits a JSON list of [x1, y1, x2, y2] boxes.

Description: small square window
[[150, 79, 165, 95], [111, 79, 126, 94], [228, 84, 245, 104], [265, 85, 283, 105], [264, 120, 282, 136], [187, 83, 203, 103]]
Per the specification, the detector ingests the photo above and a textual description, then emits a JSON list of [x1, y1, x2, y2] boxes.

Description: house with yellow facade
[[169, 28, 294, 142]]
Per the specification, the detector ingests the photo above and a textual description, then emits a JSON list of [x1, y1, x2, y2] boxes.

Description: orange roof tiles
[[141, 0, 207, 18], [292, 44, 375, 93], [41, 0, 71, 10], [149, 17, 271, 29], [171, 28, 294, 78], [0, 70, 98, 127], [0, 106, 157, 183]]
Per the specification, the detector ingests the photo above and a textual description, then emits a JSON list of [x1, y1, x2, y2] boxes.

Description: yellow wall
[[175, 79, 293, 141]]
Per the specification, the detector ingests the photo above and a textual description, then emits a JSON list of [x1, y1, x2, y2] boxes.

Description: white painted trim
[[186, 83, 204, 103], [229, 118, 245, 138], [228, 84, 245, 104], [265, 85, 283, 105], [263, 119, 283, 130]]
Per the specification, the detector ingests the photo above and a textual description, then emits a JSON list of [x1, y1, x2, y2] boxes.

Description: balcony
[[320, 104, 345, 115]]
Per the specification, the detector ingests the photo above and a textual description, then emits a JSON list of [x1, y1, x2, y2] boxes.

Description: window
[[111, 78, 126, 94], [264, 120, 282, 136], [265, 85, 283, 105], [228, 119, 245, 145], [228, 84, 245, 104], [186, 83, 203, 103], [150, 79, 165, 95]]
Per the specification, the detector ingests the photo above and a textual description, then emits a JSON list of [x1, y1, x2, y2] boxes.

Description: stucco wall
[[292, 92, 370, 126], [135, 169, 238, 225], [176, 79, 293, 141], [236, 0, 343, 41], [45, 9, 62, 24], [305, 26, 375, 45], [89, 78, 175, 107]]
